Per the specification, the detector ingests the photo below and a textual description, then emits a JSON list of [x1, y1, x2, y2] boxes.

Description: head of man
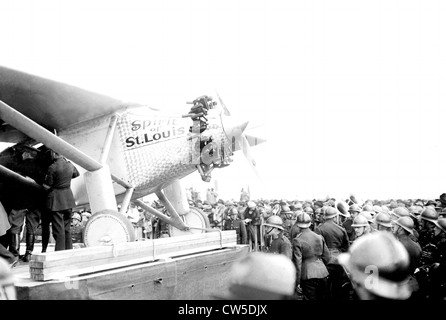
[[338, 232, 411, 300], [420, 207, 439, 233], [263, 215, 284, 239], [352, 215, 369, 238]]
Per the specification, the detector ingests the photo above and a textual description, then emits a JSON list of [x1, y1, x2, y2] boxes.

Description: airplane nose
[[220, 115, 249, 141]]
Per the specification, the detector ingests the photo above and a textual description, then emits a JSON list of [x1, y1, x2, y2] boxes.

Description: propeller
[[215, 91, 261, 179]]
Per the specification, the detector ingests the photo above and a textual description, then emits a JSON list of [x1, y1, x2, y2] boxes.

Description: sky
[[1, 0, 446, 202]]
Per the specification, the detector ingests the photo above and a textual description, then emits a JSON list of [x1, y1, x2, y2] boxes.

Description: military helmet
[[225, 252, 296, 299], [373, 205, 383, 214], [336, 201, 350, 217], [374, 212, 392, 228], [263, 215, 284, 231], [420, 207, 439, 223], [363, 204, 374, 212], [436, 218, 446, 233], [360, 211, 374, 223], [296, 212, 312, 228], [391, 207, 410, 220], [351, 214, 369, 228], [394, 216, 414, 235], [337, 232, 411, 300], [409, 205, 423, 219], [349, 204, 362, 213], [304, 206, 314, 214], [324, 207, 339, 219]]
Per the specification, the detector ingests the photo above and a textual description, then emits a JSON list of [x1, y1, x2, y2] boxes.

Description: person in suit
[[43, 150, 80, 251], [292, 212, 331, 300], [223, 207, 248, 245]]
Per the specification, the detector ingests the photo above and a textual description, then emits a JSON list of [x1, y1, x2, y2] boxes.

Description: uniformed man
[[343, 204, 361, 243], [279, 205, 296, 241], [393, 216, 422, 299], [428, 218, 446, 300], [262, 215, 292, 259], [351, 215, 370, 240], [315, 206, 350, 301], [338, 231, 412, 300], [292, 212, 330, 300], [243, 201, 262, 251], [223, 207, 247, 245], [374, 212, 393, 233], [43, 150, 80, 251]]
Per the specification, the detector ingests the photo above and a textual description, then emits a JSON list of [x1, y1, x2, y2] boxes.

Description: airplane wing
[[0, 65, 140, 143]]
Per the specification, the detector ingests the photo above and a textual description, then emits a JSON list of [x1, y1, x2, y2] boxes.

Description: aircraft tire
[[83, 209, 136, 247], [168, 206, 210, 237]]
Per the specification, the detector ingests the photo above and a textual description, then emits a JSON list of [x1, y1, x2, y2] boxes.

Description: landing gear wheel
[[169, 207, 210, 237], [83, 210, 136, 247]]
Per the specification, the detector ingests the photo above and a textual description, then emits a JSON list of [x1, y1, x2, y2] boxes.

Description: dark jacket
[[268, 233, 292, 259], [45, 157, 80, 211], [342, 218, 355, 242], [223, 218, 247, 244], [315, 220, 349, 264], [292, 228, 330, 285], [397, 233, 422, 274]]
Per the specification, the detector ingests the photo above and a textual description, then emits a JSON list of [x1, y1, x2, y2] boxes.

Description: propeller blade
[[215, 91, 231, 116], [236, 133, 261, 179]]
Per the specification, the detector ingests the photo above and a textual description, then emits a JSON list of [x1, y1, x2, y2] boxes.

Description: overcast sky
[[1, 0, 446, 201]]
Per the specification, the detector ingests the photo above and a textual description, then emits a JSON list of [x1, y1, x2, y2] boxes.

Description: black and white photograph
[[0, 0, 445, 307]]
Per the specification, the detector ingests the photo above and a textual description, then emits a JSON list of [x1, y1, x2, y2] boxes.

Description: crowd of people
[[191, 194, 446, 301], [1, 177, 446, 301]]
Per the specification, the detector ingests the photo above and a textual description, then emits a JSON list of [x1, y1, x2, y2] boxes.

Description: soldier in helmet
[[279, 205, 296, 241], [291, 212, 331, 300], [343, 204, 361, 243], [262, 215, 292, 259], [419, 207, 438, 248], [351, 215, 370, 240], [223, 207, 247, 245], [374, 212, 392, 233], [393, 216, 422, 299], [427, 218, 446, 300], [338, 231, 412, 300], [314, 207, 350, 301]]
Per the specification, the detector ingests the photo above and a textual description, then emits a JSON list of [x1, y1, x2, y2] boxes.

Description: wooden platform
[[13, 232, 249, 300]]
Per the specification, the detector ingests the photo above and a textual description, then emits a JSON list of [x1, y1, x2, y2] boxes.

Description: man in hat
[[279, 205, 297, 241], [262, 215, 292, 259], [244, 201, 262, 251], [223, 207, 247, 245], [292, 212, 330, 300], [215, 252, 297, 300], [43, 150, 80, 251], [342, 204, 361, 243], [338, 232, 412, 300], [314, 207, 350, 301], [393, 216, 422, 299], [436, 193, 446, 210]]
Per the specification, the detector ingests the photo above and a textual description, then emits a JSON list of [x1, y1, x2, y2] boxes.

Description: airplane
[[0, 65, 265, 247]]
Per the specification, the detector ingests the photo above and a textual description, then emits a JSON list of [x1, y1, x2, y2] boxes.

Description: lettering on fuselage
[[123, 118, 188, 150]]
